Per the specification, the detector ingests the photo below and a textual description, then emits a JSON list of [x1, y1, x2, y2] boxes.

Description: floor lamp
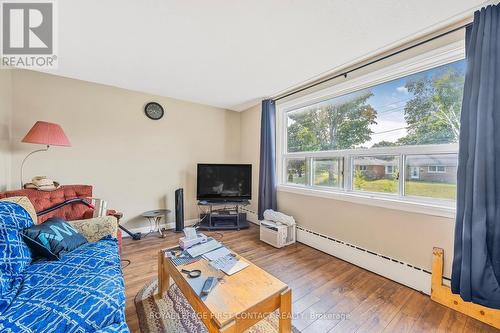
[[20, 121, 71, 188]]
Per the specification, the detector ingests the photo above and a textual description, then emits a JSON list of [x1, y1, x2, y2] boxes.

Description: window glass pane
[[352, 155, 399, 194], [405, 154, 457, 200], [286, 158, 307, 185], [286, 59, 465, 153], [313, 157, 343, 188]]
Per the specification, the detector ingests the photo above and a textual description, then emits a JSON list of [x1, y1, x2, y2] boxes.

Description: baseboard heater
[[296, 225, 433, 295]]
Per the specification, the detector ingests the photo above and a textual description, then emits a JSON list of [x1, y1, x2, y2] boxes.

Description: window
[[428, 165, 446, 173], [406, 154, 457, 200], [279, 45, 464, 210]]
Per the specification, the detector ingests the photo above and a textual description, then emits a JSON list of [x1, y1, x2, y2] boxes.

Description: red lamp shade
[[22, 121, 71, 147]]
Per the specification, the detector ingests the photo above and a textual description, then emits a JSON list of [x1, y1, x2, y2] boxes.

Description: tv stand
[[197, 200, 250, 231]]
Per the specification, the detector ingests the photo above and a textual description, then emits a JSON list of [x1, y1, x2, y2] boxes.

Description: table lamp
[[20, 121, 71, 187]]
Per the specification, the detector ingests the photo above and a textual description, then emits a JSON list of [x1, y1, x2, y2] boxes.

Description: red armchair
[[0, 185, 122, 248]]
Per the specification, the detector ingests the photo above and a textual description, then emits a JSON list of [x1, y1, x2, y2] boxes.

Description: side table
[[142, 209, 171, 238]]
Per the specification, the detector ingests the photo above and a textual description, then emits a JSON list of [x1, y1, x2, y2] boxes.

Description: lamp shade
[[21, 121, 71, 147]]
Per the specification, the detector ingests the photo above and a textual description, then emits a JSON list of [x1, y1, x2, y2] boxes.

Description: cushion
[[0, 238, 127, 333], [21, 217, 87, 260], [68, 216, 118, 242], [0, 201, 34, 313], [0, 196, 37, 224]]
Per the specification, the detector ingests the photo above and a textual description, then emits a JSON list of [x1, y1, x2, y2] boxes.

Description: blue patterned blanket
[[0, 201, 129, 332]]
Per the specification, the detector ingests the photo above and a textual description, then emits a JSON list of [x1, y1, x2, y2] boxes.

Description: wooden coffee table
[[158, 246, 292, 333]]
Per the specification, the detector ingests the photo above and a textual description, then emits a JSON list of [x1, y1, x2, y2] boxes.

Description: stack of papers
[[186, 239, 222, 257], [188, 242, 250, 276], [202, 246, 231, 261], [204, 246, 249, 275], [209, 255, 249, 275]]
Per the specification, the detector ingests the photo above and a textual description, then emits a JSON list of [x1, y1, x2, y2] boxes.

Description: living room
[[1, 1, 500, 332]]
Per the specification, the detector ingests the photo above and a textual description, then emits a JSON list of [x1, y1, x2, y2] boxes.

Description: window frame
[[276, 41, 465, 218], [428, 165, 446, 173]]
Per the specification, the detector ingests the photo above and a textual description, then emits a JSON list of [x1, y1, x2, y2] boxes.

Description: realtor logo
[[1, 0, 57, 68]]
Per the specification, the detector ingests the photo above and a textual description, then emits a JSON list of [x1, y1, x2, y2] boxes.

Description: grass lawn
[[289, 172, 456, 200], [288, 175, 306, 185], [355, 178, 398, 194], [356, 178, 456, 200], [405, 180, 456, 200], [314, 172, 339, 187]]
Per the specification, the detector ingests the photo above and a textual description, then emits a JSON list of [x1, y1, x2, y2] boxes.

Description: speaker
[[175, 188, 184, 232]]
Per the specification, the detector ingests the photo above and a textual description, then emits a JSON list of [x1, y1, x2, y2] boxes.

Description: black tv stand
[[197, 200, 250, 231]]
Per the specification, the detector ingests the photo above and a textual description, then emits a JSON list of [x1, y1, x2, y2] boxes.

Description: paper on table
[[209, 254, 250, 275], [186, 239, 222, 258], [203, 246, 231, 261], [222, 260, 249, 276]]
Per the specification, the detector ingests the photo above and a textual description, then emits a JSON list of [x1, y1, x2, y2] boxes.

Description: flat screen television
[[197, 164, 252, 201]]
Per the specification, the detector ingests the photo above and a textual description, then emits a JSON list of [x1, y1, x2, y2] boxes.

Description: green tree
[[287, 91, 377, 152], [287, 160, 305, 183], [353, 169, 366, 190], [398, 66, 464, 145], [371, 140, 397, 148]]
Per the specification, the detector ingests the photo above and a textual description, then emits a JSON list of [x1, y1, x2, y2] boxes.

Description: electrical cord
[[121, 259, 131, 269], [192, 205, 210, 229], [137, 231, 154, 239], [193, 205, 224, 240], [206, 231, 224, 241]]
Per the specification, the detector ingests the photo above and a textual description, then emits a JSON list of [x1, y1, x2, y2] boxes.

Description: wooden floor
[[122, 224, 499, 333]]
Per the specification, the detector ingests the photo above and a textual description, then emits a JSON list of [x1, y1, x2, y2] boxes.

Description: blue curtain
[[451, 4, 500, 309], [258, 99, 277, 220]]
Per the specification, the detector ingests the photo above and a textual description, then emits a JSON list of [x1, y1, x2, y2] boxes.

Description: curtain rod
[[273, 22, 472, 102]]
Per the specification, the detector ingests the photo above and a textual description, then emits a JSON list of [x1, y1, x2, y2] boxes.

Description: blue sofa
[[0, 201, 129, 332]]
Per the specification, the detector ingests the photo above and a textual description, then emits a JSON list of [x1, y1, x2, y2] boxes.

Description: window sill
[[277, 184, 456, 219]]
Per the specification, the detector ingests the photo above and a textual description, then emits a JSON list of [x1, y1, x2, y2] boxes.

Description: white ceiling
[[44, 0, 489, 111]]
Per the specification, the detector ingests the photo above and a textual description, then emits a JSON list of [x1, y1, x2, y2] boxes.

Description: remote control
[[201, 277, 216, 296]]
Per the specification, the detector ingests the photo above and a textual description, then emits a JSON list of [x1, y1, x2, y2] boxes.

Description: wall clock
[[144, 102, 164, 120]]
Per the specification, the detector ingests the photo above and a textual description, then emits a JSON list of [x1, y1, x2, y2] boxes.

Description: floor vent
[[296, 225, 432, 294]]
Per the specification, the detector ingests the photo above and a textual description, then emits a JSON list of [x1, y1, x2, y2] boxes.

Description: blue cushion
[[0, 237, 128, 332], [22, 217, 88, 260], [0, 201, 34, 313]]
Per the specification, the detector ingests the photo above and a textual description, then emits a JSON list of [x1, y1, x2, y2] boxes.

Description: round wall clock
[[144, 102, 164, 120]]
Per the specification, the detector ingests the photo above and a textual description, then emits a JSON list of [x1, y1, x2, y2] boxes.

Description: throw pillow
[[22, 217, 88, 260]]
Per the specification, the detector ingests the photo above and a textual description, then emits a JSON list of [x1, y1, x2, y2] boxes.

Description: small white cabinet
[[259, 220, 296, 248]]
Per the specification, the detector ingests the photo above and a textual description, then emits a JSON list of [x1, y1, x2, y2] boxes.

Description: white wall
[[0, 70, 13, 191], [9, 70, 241, 228], [239, 104, 261, 215]]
